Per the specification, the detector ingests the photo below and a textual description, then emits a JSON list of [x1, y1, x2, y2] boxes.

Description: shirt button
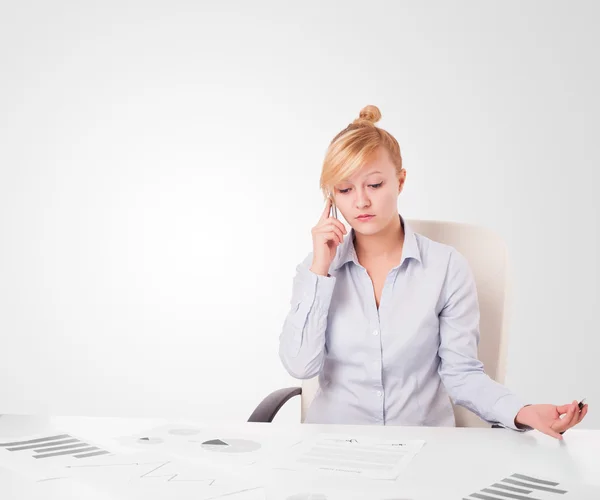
[[372, 330, 379, 336], [376, 390, 382, 397]]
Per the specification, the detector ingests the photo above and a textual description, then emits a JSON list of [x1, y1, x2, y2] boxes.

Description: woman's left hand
[[515, 400, 588, 439]]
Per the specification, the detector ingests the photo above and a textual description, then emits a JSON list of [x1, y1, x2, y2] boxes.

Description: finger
[[556, 403, 578, 433], [556, 400, 577, 416], [320, 219, 346, 236], [579, 404, 589, 423], [330, 218, 348, 235], [571, 400, 583, 425], [573, 403, 588, 427], [559, 402, 587, 435], [329, 227, 344, 245], [316, 224, 344, 244], [317, 228, 342, 247], [557, 399, 581, 414], [539, 425, 564, 440], [570, 399, 581, 421], [556, 403, 573, 414], [322, 230, 341, 246], [320, 197, 332, 221]]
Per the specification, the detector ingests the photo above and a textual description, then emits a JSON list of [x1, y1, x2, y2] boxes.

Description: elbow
[[439, 364, 482, 401], [278, 345, 324, 380]]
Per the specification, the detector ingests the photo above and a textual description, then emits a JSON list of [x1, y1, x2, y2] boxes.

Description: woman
[[278, 105, 588, 439]]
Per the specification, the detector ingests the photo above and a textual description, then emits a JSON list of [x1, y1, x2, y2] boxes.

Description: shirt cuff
[[491, 393, 531, 431], [298, 265, 336, 308]]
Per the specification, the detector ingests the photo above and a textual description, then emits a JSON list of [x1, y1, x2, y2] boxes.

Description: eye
[[337, 187, 351, 194], [369, 182, 383, 189]]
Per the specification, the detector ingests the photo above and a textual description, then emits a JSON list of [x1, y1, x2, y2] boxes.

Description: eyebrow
[[337, 171, 383, 185]]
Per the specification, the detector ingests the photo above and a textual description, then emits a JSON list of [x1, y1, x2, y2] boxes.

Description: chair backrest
[[300, 219, 512, 428]]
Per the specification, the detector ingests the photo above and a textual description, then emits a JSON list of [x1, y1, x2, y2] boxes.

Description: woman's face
[[332, 147, 405, 236]]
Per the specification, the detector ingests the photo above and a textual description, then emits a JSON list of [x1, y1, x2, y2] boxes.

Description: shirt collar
[[332, 214, 422, 271]]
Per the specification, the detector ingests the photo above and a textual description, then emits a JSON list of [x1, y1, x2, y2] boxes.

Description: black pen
[[559, 398, 586, 435]]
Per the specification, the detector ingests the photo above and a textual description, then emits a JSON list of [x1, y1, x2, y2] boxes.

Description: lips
[[356, 214, 375, 221]]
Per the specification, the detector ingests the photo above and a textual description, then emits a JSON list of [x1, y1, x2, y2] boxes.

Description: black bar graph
[[465, 473, 568, 500], [0, 434, 111, 460]]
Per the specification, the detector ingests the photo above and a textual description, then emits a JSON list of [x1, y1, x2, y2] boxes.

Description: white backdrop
[[1, 1, 598, 428]]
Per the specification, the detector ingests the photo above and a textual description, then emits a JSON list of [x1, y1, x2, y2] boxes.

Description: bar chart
[[0, 433, 111, 460]]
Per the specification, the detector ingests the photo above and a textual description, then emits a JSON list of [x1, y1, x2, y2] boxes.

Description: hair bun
[[353, 105, 381, 125]]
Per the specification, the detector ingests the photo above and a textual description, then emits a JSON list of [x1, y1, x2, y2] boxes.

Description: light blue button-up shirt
[[279, 215, 526, 429]]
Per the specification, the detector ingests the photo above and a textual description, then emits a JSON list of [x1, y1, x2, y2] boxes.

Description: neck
[[354, 214, 404, 260]]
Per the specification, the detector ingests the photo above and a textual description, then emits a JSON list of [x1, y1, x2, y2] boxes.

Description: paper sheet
[[0, 429, 118, 482], [61, 452, 265, 500], [0, 429, 265, 500], [279, 433, 425, 480], [112, 423, 301, 473]]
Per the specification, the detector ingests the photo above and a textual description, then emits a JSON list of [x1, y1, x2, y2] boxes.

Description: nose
[[354, 187, 371, 209]]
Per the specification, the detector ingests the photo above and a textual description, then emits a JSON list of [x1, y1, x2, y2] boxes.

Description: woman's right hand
[[310, 198, 347, 276]]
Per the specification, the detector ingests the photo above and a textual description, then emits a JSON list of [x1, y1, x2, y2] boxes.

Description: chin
[[351, 222, 385, 236]]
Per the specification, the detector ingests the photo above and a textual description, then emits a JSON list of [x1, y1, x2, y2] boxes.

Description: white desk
[[0, 414, 598, 499]]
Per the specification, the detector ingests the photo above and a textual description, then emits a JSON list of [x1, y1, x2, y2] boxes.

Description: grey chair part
[[247, 387, 302, 422]]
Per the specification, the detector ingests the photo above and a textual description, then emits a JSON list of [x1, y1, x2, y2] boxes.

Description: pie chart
[[199, 438, 261, 453], [137, 437, 163, 445]]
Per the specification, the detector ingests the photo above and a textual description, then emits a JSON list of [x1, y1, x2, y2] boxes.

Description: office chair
[[249, 219, 512, 428]]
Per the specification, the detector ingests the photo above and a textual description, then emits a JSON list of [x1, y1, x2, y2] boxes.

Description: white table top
[[0, 414, 598, 499]]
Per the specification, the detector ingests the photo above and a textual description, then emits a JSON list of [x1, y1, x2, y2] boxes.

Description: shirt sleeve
[[278, 253, 337, 379], [437, 249, 529, 431]]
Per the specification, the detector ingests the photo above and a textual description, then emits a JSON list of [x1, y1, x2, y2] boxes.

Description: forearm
[[279, 263, 336, 379], [440, 364, 526, 430]]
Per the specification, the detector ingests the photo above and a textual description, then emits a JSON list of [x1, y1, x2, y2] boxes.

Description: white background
[[0, 1, 598, 428]]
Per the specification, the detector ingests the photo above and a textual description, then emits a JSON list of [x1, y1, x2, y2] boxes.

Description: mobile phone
[[330, 197, 338, 219]]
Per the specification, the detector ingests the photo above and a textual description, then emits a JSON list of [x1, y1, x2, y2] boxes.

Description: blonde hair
[[319, 105, 403, 197]]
